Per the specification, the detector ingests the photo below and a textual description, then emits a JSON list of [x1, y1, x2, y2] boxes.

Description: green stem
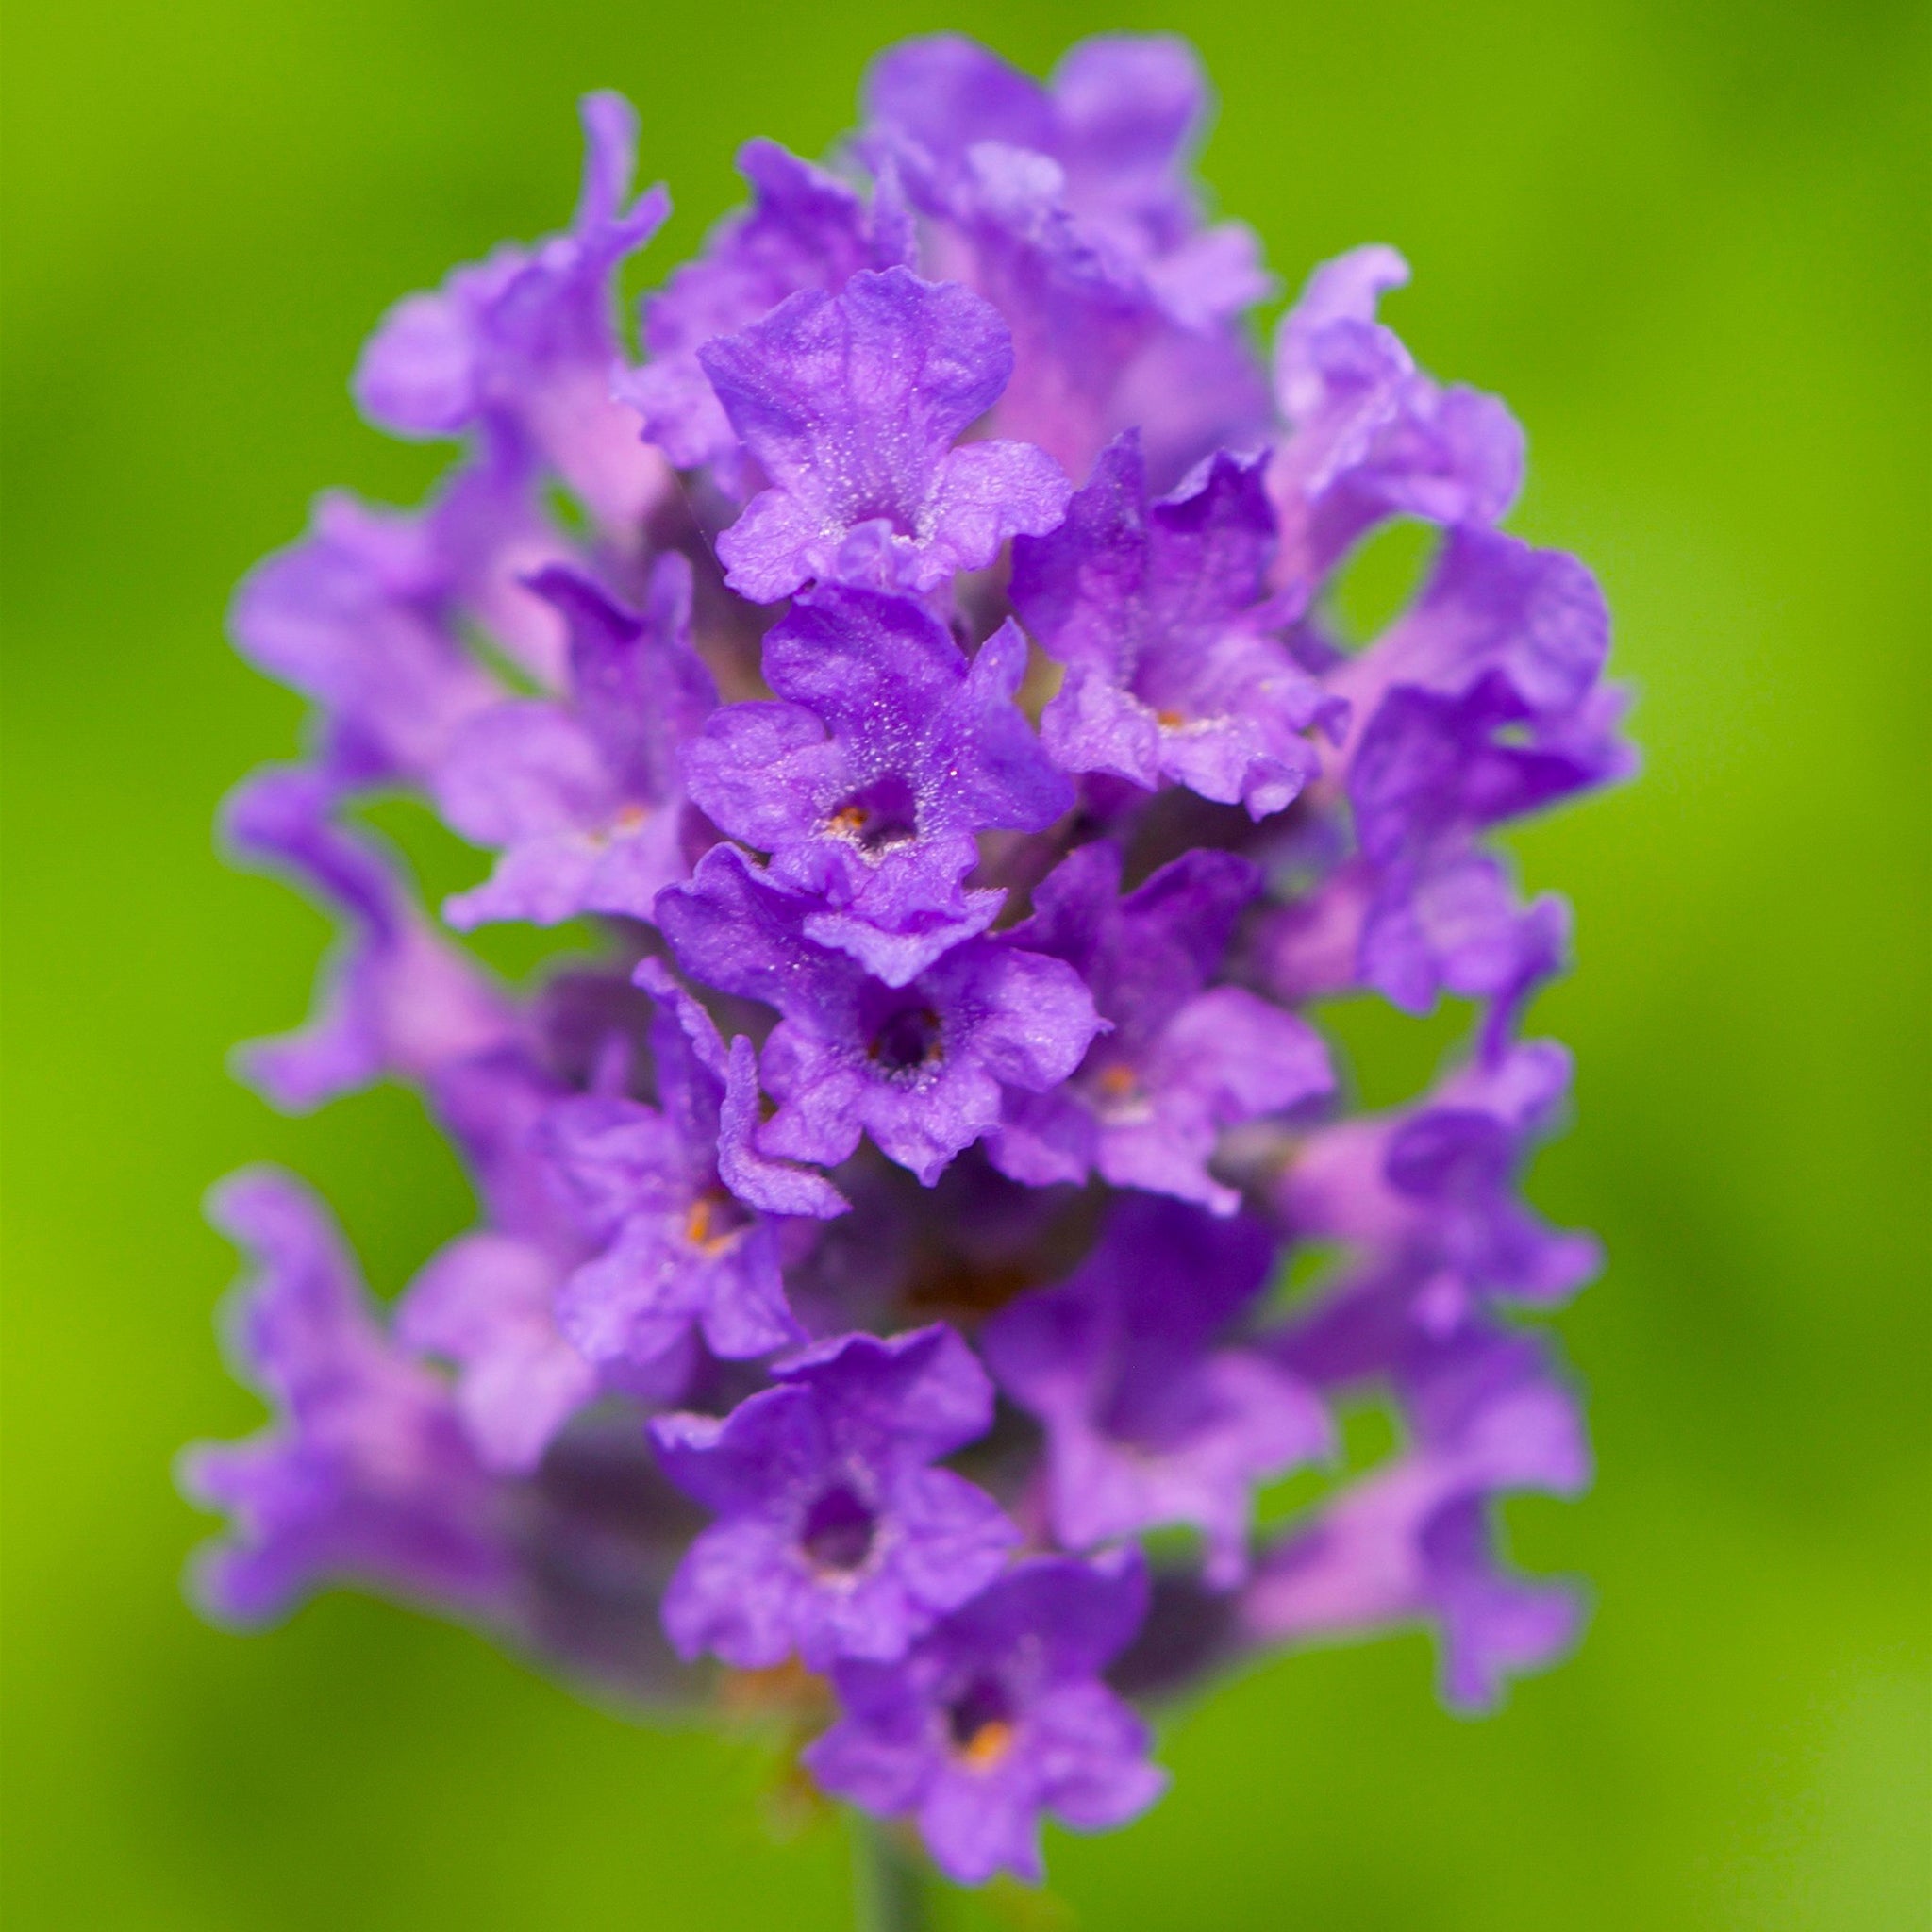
[[854, 1813, 933, 1932]]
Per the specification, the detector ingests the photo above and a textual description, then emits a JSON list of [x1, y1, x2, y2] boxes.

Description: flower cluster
[[183, 33, 1628, 1889]]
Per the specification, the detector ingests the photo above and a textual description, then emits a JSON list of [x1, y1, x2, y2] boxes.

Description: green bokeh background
[[4, 0, 1926, 1924]]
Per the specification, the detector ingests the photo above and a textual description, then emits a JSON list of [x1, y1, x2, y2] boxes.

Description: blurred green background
[[3, 0, 1926, 1924]]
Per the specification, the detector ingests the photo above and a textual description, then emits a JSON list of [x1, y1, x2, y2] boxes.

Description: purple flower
[[354, 92, 671, 532], [1333, 536, 1629, 1006], [229, 439, 600, 803], [700, 266, 1071, 601], [1268, 246, 1524, 608], [541, 962, 843, 1377], [1345, 839, 1605, 1041], [1352, 682, 1629, 869], [684, 588, 1071, 979], [651, 1325, 1017, 1669], [1266, 847, 1574, 1042], [1265, 1039, 1604, 1352], [201, 44, 1627, 1889], [984, 1195, 1327, 1585], [945, 142, 1273, 491], [622, 139, 914, 483], [1242, 1324, 1588, 1711], [862, 35, 1273, 485], [433, 558, 716, 928], [991, 842, 1332, 1210], [1333, 539, 1631, 1023], [230, 489, 491, 791], [224, 766, 514, 1111], [178, 1171, 511, 1623], [656, 844, 1101, 1185], [867, 34, 1245, 297], [1011, 432, 1344, 818], [806, 1548, 1165, 1884], [394, 1232, 606, 1474], [1327, 523, 1617, 741], [1255, 526, 1628, 1023]]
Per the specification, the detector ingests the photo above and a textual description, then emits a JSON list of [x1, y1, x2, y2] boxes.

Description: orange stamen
[[957, 1719, 1016, 1770]]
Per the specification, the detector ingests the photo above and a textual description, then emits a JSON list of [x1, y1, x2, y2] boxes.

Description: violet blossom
[[863, 34, 1272, 485], [179, 1170, 512, 1623], [539, 958, 841, 1378], [656, 843, 1101, 1183], [620, 139, 914, 486], [652, 1324, 1018, 1670], [983, 1195, 1328, 1585], [434, 557, 716, 928], [702, 266, 1070, 600], [185, 31, 1627, 1904], [682, 587, 1070, 977], [806, 1549, 1164, 1883], [1245, 1322, 1591, 1712], [354, 91, 672, 534], [989, 840, 1332, 1210], [1010, 429, 1344, 818]]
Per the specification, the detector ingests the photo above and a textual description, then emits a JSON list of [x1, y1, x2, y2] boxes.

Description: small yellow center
[[956, 1719, 1016, 1771], [682, 1194, 738, 1255], [1155, 708, 1187, 729]]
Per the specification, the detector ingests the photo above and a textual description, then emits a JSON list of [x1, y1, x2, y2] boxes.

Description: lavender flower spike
[[195, 37, 1626, 1899]]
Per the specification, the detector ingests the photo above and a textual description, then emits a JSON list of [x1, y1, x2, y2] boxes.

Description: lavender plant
[[182, 32, 1630, 1899]]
